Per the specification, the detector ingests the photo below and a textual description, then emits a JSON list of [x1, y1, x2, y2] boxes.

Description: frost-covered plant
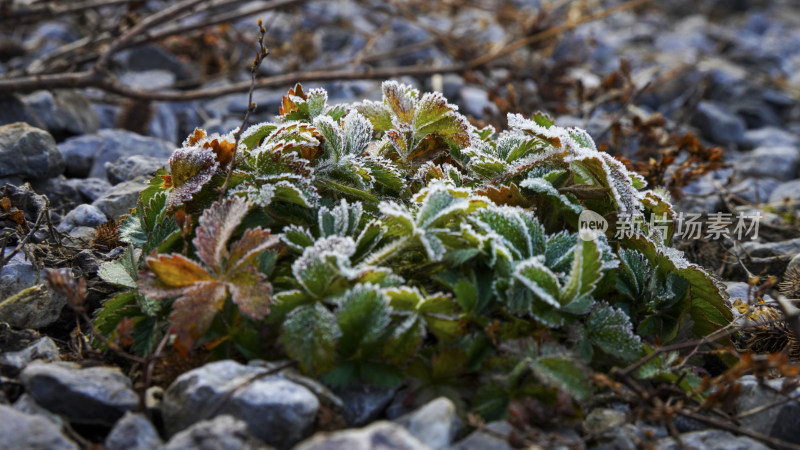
[[97, 81, 731, 419]]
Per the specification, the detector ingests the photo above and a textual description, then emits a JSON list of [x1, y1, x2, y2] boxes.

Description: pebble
[[57, 129, 174, 180], [105, 412, 164, 450], [0, 122, 64, 180], [21, 90, 98, 139], [56, 203, 108, 232], [106, 155, 167, 185], [332, 383, 398, 427], [162, 360, 319, 449], [736, 146, 799, 181], [394, 397, 460, 450], [0, 404, 78, 450], [295, 421, 430, 450], [768, 179, 800, 208], [19, 361, 139, 426], [653, 429, 771, 450], [0, 337, 60, 377], [92, 175, 150, 219], [691, 101, 746, 146], [164, 414, 271, 450]]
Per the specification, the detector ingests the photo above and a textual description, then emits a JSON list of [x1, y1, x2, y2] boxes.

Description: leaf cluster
[[95, 81, 732, 419]]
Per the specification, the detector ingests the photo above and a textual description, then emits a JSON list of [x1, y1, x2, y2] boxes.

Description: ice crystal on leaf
[[139, 197, 279, 354], [102, 81, 733, 413]]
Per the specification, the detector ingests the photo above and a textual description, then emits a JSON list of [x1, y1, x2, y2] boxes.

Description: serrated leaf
[[513, 257, 561, 308], [194, 197, 251, 273], [560, 238, 603, 304], [383, 315, 425, 365], [98, 246, 138, 288], [342, 110, 373, 156], [241, 122, 279, 149], [281, 302, 340, 374], [144, 254, 212, 290], [530, 354, 593, 401], [587, 302, 643, 362], [336, 284, 391, 357], [169, 282, 228, 355]]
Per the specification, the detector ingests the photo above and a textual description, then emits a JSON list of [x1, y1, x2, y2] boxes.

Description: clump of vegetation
[[95, 81, 731, 419]]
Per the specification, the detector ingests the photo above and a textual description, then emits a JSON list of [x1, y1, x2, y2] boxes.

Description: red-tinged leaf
[[383, 81, 415, 124], [169, 281, 228, 355], [228, 227, 280, 270], [226, 269, 272, 319], [146, 254, 212, 288], [169, 145, 218, 188], [185, 128, 206, 146], [203, 138, 236, 168], [280, 83, 307, 116], [193, 197, 250, 273]]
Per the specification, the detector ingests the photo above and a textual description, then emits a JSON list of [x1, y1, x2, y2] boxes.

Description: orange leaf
[[147, 254, 212, 288]]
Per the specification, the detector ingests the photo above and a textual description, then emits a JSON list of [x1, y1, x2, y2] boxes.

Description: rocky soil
[[1, 0, 800, 448]]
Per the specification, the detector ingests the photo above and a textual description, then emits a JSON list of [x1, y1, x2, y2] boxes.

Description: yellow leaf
[[147, 254, 212, 288]]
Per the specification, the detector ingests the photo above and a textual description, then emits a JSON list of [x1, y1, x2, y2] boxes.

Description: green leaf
[[132, 316, 159, 357], [513, 257, 561, 308], [241, 123, 278, 149], [94, 291, 139, 336], [383, 315, 425, 365], [586, 302, 643, 362], [560, 238, 603, 305], [281, 302, 340, 374], [336, 284, 391, 357], [98, 246, 138, 288], [529, 354, 593, 401]]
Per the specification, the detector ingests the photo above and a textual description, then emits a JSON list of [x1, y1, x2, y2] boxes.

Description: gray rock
[[458, 85, 498, 119], [0, 93, 46, 129], [116, 45, 190, 81], [653, 429, 770, 450], [333, 383, 398, 426], [768, 179, 800, 209], [0, 122, 64, 180], [395, 397, 459, 450], [31, 175, 83, 211], [21, 90, 98, 138], [736, 146, 799, 181], [691, 101, 746, 146], [295, 421, 430, 450], [12, 393, 65, 427], [105, 412, 164, 450], [741, 238, 800, 259], [0, 282, 68, 329], [0, 249, 40, 300], [734, 375, 800, 445], [0, 337, 60, 376], [93, 176, 149, 219], [727, 178, 780, 204], [0, 404, 78, 450], [165, 415, 271, 450], [106, 155, 167, 185], [449, 421, 513, 450], [595, 422, 668, 450], [742, 126, 800, 150], [58, 129, 174, 179], [66, 176, 112, 203], [20, 361, 139, 426], [163, 360, 318, 449], [56, 204, 108, 232]]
